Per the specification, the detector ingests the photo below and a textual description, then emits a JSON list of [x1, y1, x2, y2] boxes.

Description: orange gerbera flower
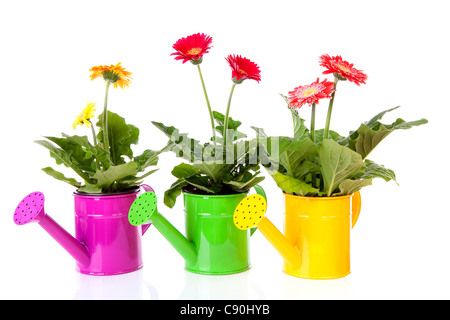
[[89, 62, 132, 89]]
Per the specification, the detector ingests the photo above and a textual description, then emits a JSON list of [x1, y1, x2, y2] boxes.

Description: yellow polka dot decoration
[[233, 194, 267, 230]]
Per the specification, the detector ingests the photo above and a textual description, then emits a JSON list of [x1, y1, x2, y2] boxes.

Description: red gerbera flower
[[288, 78, 335, 109], [225, 54, 261, 83], [319, 54, 367, 85], [171, 33, 213, 64]]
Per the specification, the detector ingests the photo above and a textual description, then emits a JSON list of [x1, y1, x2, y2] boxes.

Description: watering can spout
[[234, 191, 362, 274], [13, 191, 91, 268], [233, 194, 302, 269], [128, 191, 197, 265], [256, 219, 303, 269]]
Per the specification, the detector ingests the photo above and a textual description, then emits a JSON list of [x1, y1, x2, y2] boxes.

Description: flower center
[[336, 63, 351, 73], [239, 69, 248, 75], [187, 48, 202, 55], [301, 87, 318, 97]]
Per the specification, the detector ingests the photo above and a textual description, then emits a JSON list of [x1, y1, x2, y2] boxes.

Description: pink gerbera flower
[[319, 54, 367, 85], [288, 78, 335, 109], [171, 33, 213, 64], [225, 54, 261, 83]]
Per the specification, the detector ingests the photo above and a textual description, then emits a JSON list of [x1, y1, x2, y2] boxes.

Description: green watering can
[[128, 186, 266, 275]]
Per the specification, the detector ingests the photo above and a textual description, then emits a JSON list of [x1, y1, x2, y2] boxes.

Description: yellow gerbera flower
[[73, 102, 96, 129], [89, 62, 132, 89]]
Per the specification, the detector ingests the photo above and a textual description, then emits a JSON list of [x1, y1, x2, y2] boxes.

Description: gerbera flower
[[73, 102, 96, 129], [288, 78, 334, 109], [89, 62, 132, 89], [319, 54, 367, 85], [171, 33, 213, 64], [225, 54, 261, 84]]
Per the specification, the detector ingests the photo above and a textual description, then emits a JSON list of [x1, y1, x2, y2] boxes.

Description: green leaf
[[280, 95, 310, 140], [41, 167, 82, 188], [60, 134, 113, 170], [77, 184, 103, 193], [269, 171, 319, 196], [92, 161, 138, 190], [293, 160, 321, 179], [155, 117, 261, 203], [137, 168, 159, 180], [252, 126, 276, 170], [212, 111, 242, 131], [362, 159, 398, 184], [289, 109, 310, 141], [184, 175, 222, 193], [35, 139, 93, 183], [193, 161, 233, 183], [335, 178, 373, 196], [133, 149, 160, 171], [251, 126, 268, 138], [164, 179, 187, 208], [318, 139, 365, 196], [254, 132, 316, 177], [213, 111, 247, 144], [253, 133, 293, 163], [340, 107, 428, 159], [152, 121, 201, 162], [118, 168, 159, 186], [192, 139, 257, 183], [365, 106, 400, 128], [44, 136, 96, 173], [224, 175, 265, 193], [313, 129, 345, 144], [171, 162, 200, 179], [97, 111, 139, 165], [279, 138, 316, 179], [165, 163, 223, 206]]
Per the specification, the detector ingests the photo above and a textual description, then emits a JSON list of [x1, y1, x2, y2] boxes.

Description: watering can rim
[[73, 186, 141, 198], [283, 192, 355, 201], [182, 190, 248, 199]]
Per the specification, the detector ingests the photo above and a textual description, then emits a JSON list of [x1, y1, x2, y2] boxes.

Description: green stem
[[88, 119, 99, 170], [223, 83, 237, 147], [197, 65, 216, 147], [310, 103, 317, 189], [310, 102, 316, 143], [88, 120, 97, 146], [102, 81, 111, 154], [290, 108, 298, 135], [311, 172, 316, 189], [324, 78, 339, 139]]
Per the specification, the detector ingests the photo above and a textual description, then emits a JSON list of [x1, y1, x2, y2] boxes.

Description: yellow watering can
[[233, 191, 361, 279]]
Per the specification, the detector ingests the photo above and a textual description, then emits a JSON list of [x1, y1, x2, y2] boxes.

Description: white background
[[0, 0, 448, 300]]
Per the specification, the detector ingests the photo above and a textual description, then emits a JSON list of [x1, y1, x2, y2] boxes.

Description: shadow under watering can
[[13, 185, 154, 275], [233, 191, 362, 279], [128, 186, 267, 275]]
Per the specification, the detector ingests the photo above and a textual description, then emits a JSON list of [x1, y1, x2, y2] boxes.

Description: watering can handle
[[249, 185, 266, 236], [140, 184, 154, 235], [351, 191, 362, 228], [141, 184, 154, 192]]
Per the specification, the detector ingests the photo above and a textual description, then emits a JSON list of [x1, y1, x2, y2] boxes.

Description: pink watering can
[[13, 185, 153, 275]]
